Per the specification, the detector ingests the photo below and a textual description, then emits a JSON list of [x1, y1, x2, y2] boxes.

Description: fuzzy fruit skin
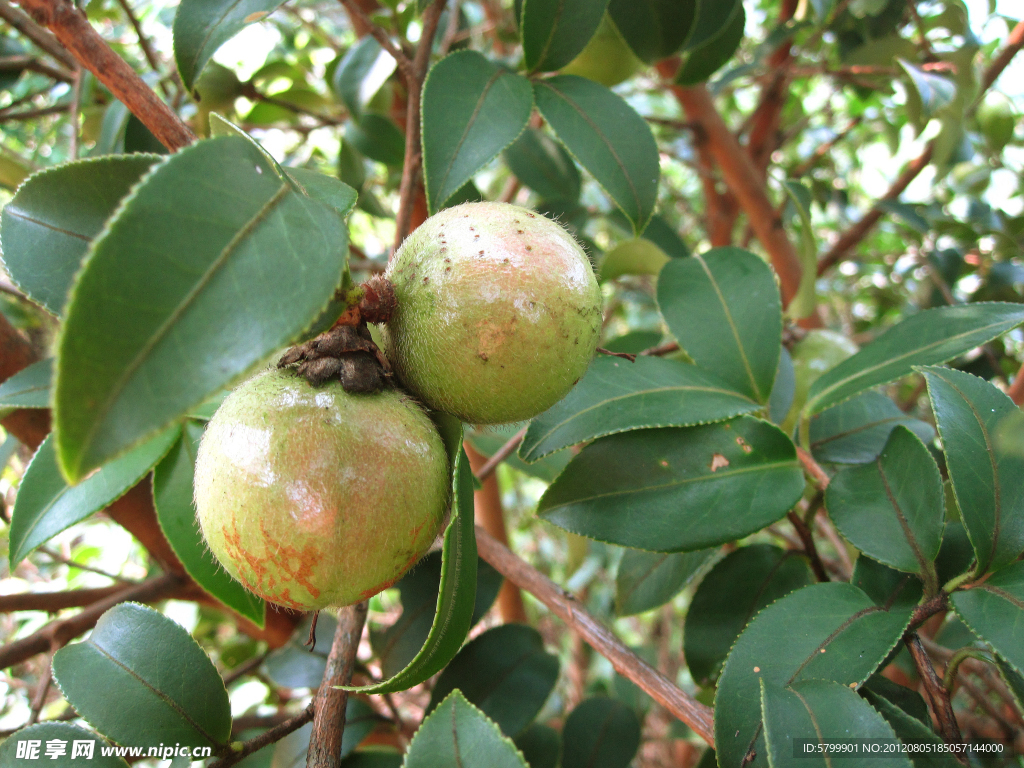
[[194, 368, 449, 610], [382, 202, 602, 424]]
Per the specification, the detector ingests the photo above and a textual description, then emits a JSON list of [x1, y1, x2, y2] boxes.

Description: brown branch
[[787, 510, 828, 582], [905, 631, 966, 756], [307, 602, 368, 768], [212, 704, 316, 768], [0, 0, 75, 68], [475, 525, 716, 747], [1007, 358, 1024, 406], [113, 0, 161, 76], [0, 585, 129, 613], [473, 426, 527, 483], [745, 0, 798, 177], [38, 545, 132, 583], [14, 0, 195, 152], [68, 63, 81, 159], [28, 654, 53, 724], [0, 102, 69, 120], [0, 53, 73, 80], [796, 446, 830, 490], [338, 0, 415, 84]]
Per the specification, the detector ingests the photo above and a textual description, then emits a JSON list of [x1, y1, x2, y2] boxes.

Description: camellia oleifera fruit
[[194, 367, 450, 610], [382, 202, 603, 424]]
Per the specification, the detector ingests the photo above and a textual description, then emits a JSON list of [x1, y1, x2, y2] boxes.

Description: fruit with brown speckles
[[383, 202, 603, 424], [194, 367, 450, 610]]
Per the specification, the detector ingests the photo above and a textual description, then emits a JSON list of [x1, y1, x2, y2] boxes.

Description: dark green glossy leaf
[[0, 357, 51, 408], [422, 51, 533, 212], [861, 689, 959, 767], [345, 448, 477, 693], [769, 348, 796, 426], [332, 36, 396, 119], [10, 427, 179, 566], [520, 356, 760, 462], [951, 560, 1024, 676], [810, 391, 935, 464], [54, 136, 350, 482], [534, 76, 659, 233], [805, 303, 1024, 416], [657, 248, 782, 403], [345, 113, 406, 167], [521, 0, 609, 72], [503, 127, 581, 202], [826, 426, 944, 585], [153, 420, 264, 625], [685, 545, 814, 685], [561, 697, 640, 768], [0, 155, 159, 315], [996, 658, 1024, 719], [513, 724, 560, 768], [641, 215, 690, 258], [607, 0, 696, 62], [922, 366, 1024, 574], [675, 1, 745, 85], [761, 680, 912, 768], [263, 613, 336, 689], [715, 582, 914, 768], [52, 603, 231, 748], [538, 417, 804, 552], [0, 722, 128, 767], [429, 624, 559, 738], [851, 556, 924, 612], [615, 546, 714, 616], [340, 752, 403, 768], [862, 675, 929, 726], [404, 690, 528, 768], [173, 0, 286, 90]]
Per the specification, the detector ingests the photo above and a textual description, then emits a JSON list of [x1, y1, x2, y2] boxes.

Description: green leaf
[[10, 427, 179, 566], [0, 357, 51, 408], [428, 624, 559, 738], [285, 168, 359, 220], [345, 114, 406, 167], [769, 347, 796, 426], [404, 690, 528, 768], [852, 556, 924, 612], [685, 545, 814, 685], [537, 417, 805, 552], [599, 238, 669, 280], [826, 426, 944, 587], [421, 51, 533, 213], [675, 0, 745, 85], [173, 0, 286, 90], [657, 248, 782, 403], [922, 367, 1024, 575], [715, 582, 913, 768], [561, 697, 640, 768], [264, 613, 337, 689], [54, 136, 350, 482], [862, 674, 930, 726], [761, 680, 912, 768], [153, 420, 265, 626], [996, 657, 1024, 720], [503, 127, 581, 202], [641, 215, 690, 258], [607, 0, 696, 63], [513, 724, 560, 768], [534, 76, 659, 233], [345, 448, 477, 694], [520, 356, 760, 462], [951, 560, 1024, 676], [0, 155, 159, 316], [0, 722, 128, 767], [520, 0, 609, 72], [898, 59, 957, 122], [782, 180, 819, 320], [810, 391, 935, 464], [615, 546, 714, 616], [861, 688, 960, 767], [341, 752, 403, 768], [52, 602, 232, 749], [332, 36, 397, 120], [805, 303, 1024, 416]]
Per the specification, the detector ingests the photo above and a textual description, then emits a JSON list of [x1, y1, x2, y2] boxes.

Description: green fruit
[[976, 99, 1017, 151], [194, 367, 450, 610], [383, 201, 602, 424], [781, 330, 859, 435], [194, 63, 243, 112], [560, 14, 643, 87]]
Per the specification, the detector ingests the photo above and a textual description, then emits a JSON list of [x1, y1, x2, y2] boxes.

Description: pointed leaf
[[422, 51, 533, 213], [607, 0, 696, 63], [806, 303, 1024, 415], [0, 358, 52, 409], [951, 560, 1024, 677], [520, 356, 760, 462], [346, 114, 406, 167], [761, 680, 912, 768], [0, 723, 128, 767], [561, 697, 640, 768], [503, 127, 581, 202], [521, 0, 609, 72], [332, 36, 396, 119], [54, 137, 349, 482], [922, 367, 1024, 574], [534, 76, 659, 233], [173, 0, 286, 90], [615, 546, 714, 616], [153, 421, 264, 625], [715, 582, 914, 768], [826, 426, 944, 585], [657, 248, 782, 403], [898, 60, 957, 121], [685, 545, 814, 685], [52, 603, 232, 748], [10, 428, 179, 567], [810, 391, 935, 464], [428, 624, 559, 738], [0, 155, 159, 315], [675, 1, 745, 85], [404, 690, 528, 768], [537, 416, 805, 552]]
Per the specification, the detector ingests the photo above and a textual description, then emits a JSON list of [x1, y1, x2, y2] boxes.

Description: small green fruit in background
[[560, 13, 644, 87], [976, 97, 1017, 151], [192, 63, 243, 136], [194, 368, 450, 610], [383, 201, 603, 424], [781, 330, 859, 436]]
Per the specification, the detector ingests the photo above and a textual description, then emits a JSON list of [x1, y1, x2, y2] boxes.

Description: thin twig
[[0, 0, 76, 69], [0, 102, 69, 120], [211, 704, 316, 768], [787, 510, 828, 582], [222, 650, 271, 687], [475, 525, 716, 747], [67, 63, 81, 159], [27, 654, 53, 724], [38, 545, 133, 583], [307, 602, 368, 768], [905, 631, 966, 755], [796, 446, 830, 489], [113, 0, 161, 76], [474, 425, 528, 482], [0, 54, 73, 80], [337, 0, 416, 84]]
